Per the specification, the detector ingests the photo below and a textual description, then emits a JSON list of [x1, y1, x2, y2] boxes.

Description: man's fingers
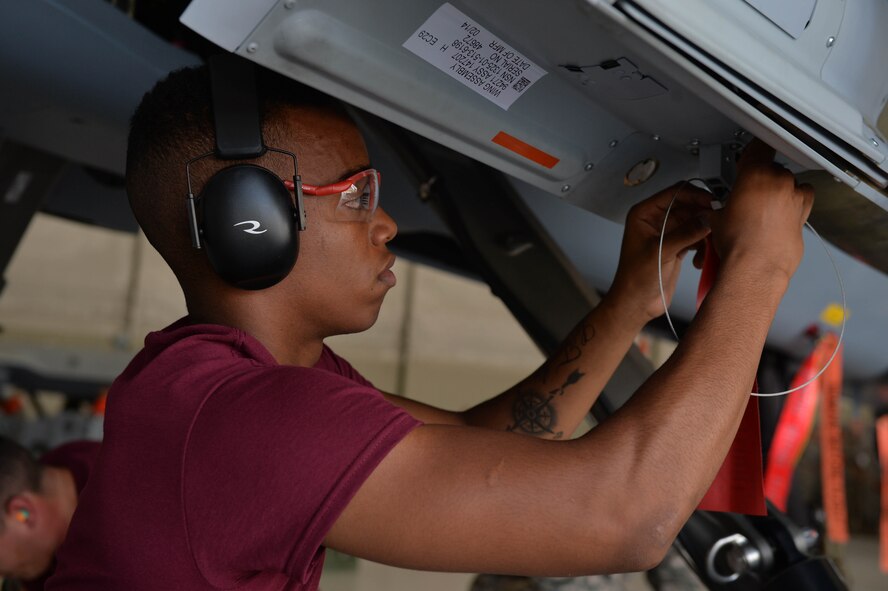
[[737, 138, 776, 171], [661, 203, 710, 234], [639, 183, 712, 212], [630, 184, 712, 234], [662, 213, 712, 259], [798, 183, 815, 222], [692, 244, 707, 269], [675, 187, 715, 210]]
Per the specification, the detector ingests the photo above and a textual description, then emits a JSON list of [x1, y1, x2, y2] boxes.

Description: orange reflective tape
[[1, 394, 23, 415], [491, 132, 559, 169], [876, 415, 888, 573], [820, 341, 848, 543], [93, 390, 108, 415]]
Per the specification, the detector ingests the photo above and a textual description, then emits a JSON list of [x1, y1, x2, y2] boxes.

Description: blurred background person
[[0, 437, 99, 590]]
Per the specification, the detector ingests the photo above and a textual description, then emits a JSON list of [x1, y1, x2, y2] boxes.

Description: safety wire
[[656, 179, 846, 398]]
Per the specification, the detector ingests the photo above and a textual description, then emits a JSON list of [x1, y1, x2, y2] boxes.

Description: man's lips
[[378, 255, 397, 287]]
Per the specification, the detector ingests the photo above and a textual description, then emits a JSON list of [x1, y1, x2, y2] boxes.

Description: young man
[[48, 65, 813, 590], [0, 437, 99, 590]]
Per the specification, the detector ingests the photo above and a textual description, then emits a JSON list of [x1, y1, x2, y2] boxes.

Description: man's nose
[[371, 206, 398, 245]]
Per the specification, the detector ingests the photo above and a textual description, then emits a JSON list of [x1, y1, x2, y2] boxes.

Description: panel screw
[[871, 137, 880, 147], [609, 140, 619, 148], [247, 42, 259, 53], [826, 36, 836, 48], [651, 134, 661, 141], [584, 163, 594, 171], [689, 138, 700, 147], [561, 184, 571, 192]]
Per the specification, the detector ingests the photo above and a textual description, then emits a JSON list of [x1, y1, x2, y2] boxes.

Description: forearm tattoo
[[539, 320, 596, 386], [506, 369, 585, 439], [560, 321, 596, 366]]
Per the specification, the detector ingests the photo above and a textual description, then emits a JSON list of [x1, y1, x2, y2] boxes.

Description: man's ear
[[7, 494, 37, 529]]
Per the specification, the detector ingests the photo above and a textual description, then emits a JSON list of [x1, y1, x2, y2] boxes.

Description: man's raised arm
[[327, 141, 813, 576], [386, 182, 713, 438]]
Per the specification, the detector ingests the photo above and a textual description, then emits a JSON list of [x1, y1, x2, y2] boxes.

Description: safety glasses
[[285, 168, 381, 223]]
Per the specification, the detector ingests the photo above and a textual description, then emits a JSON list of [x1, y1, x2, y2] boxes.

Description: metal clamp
[[706, 533, 763, 584]]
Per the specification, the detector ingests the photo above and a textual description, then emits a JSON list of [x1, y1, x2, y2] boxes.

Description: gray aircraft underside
[[1, 0, 887, 380]]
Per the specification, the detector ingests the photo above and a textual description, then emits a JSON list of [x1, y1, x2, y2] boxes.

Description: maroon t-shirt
[[47, 320, 420, 590], [23, 441, 101, 591], [40, 441, 100, 495]]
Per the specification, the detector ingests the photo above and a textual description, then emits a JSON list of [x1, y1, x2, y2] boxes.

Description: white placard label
[[403, 3, 547, 110]]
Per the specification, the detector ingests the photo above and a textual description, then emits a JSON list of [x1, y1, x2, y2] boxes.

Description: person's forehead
[[277, 105, 369, 183]]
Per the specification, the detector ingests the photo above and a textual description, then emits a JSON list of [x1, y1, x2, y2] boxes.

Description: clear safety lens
[[333, 170, 379, 222]]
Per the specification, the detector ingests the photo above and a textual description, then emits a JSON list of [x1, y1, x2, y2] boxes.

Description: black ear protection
[[185, 54, 307, 290]]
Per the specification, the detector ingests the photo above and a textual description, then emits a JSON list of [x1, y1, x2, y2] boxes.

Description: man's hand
[[607, 183, 713, 323], [328, 140, 819, 579], [711, 140, 814, 280]]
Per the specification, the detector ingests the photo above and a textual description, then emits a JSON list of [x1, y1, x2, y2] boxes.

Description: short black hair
[[127, 64, 343, 183]]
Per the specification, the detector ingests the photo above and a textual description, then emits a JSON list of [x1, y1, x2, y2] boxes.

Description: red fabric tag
[[694, 238, 767, 515]]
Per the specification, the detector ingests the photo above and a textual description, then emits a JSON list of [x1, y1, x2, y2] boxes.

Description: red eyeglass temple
[[283, 179, 339, 195], [283, 170, 380, 195]]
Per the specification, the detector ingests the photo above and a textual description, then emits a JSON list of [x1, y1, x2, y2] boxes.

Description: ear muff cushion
[[199, 165, 298, 290]]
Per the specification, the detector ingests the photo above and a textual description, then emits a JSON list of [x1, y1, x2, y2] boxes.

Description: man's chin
[[21, 553, 55, 581], [20, 566, 49, 582], [340, 319, 378, 336], [343, 308, 384, 335]]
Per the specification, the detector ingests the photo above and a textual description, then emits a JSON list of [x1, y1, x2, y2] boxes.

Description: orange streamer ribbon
[[877, 415, 888, 573]]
